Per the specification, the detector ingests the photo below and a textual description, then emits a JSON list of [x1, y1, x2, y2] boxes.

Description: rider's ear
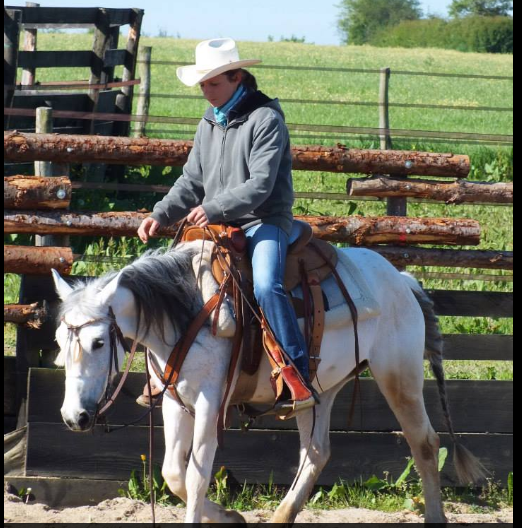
[[51, 269, 73, 301], [97, 271, 124, 306]]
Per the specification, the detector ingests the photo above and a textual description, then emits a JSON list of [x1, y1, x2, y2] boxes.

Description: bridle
[[60, 306, 140, 419], [61, 308, 159, 525]]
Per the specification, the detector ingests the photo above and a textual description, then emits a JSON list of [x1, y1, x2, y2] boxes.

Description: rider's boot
[[136, 381, 163, 408]]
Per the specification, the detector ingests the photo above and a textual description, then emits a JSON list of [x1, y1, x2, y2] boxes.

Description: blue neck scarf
[[213, 84, 248, 128]]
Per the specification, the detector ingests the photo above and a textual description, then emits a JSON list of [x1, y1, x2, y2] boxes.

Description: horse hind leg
[[372, 363, 447, 524], [271, 383, 342, 524]]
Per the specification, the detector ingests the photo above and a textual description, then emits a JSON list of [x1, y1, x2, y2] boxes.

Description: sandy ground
[[4, 492, 513, 524]]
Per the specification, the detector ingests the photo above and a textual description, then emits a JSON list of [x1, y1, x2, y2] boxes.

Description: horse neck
[[110, 285, 180, 362]]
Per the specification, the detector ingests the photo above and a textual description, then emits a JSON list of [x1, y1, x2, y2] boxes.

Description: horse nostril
[[64, 418, 76, 430], [77, 410, 91, 429]]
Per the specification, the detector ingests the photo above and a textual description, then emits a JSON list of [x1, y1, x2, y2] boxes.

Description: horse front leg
[[184, 397, 217, 523], [183, 393, 245, 524], [271, 384, 342, 524], [161, 395, 245, 523], [161, 395, 193, 504]]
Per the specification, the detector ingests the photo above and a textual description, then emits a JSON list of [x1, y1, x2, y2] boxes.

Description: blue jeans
[[244, 223, 309, 381]]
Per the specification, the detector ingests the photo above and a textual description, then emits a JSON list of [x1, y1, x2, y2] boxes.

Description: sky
[[7, 0, 455, 46]]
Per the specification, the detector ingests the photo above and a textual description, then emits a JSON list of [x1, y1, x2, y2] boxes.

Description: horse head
[[51, 269, 127, 432]]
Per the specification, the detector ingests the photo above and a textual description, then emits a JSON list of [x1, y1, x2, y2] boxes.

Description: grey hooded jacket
[[150, 91, 295, 236]]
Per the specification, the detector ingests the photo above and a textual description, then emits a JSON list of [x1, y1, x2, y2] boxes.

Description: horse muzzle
[[62, 407, 96, 432]]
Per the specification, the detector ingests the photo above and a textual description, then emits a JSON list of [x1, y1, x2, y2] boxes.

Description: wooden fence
[[4, 129, 513, 493], [4, 5, 143, 160]]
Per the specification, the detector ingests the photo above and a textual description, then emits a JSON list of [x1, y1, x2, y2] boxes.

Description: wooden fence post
[[4, 8, 22, 129], [34, 107, 70, 250], [114, 8, 144, 137], [133, 46, 152, 138], [34, 107, 53, 178], [89, 7, 111, 135], [379, 67, 392, 151], [85, 8, 112, 181], [21, 2, 39, 87], [380, 67, 408, 219], [379, 67, 407, 272], [32, 109, 69, 368]]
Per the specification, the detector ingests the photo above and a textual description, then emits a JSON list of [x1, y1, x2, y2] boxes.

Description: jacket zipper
[[210, 116, 246, 193], [219, 126, 228, 193]]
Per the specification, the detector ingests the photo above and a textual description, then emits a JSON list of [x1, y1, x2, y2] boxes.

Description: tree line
[[337, 0, 513, 53]]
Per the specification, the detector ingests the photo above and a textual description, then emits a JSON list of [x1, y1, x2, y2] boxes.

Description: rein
[[202, 226, 305, 375]]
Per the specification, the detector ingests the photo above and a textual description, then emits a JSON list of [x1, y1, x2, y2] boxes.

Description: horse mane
[[59, 246, 203, 346]]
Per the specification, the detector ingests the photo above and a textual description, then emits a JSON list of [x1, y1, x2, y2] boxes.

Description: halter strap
[[60, 309, 137, 416], [61, 316, 101, 334]]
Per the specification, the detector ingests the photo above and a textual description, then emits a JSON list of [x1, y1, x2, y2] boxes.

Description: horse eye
[[92, 339, 105, 350]]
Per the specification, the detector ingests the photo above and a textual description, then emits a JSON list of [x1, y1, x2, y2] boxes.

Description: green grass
[[4, 274, 21, 356], [121, 457, 512, 514], [25, 35, 513, 139], [141, 40, 513, 139]]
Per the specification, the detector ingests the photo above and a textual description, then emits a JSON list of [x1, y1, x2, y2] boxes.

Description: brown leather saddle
[[147, 220, 360, 433], [181, 220, 338, 383]]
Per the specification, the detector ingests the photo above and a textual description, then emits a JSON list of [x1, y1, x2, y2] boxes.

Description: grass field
[[6, 35, 513, 378], [29, 34, 513, 138]]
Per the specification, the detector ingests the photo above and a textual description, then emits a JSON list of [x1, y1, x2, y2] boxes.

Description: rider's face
[[200, 73, 241, 108]]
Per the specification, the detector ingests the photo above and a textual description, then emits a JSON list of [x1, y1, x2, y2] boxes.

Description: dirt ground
[[4, 491, 513, 524]]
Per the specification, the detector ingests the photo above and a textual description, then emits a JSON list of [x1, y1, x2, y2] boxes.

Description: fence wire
[[141, 93, 513, 113], [142, 60, 513, 81]]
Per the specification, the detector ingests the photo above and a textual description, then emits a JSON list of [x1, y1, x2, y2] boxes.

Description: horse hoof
[[270, 503, 294, 524], [225, 510, 247, 524]]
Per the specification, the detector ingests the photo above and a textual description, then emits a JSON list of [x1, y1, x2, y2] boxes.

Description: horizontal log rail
[[347, 176, 513, 204], [368, 246, 513, 270], [4, 132, 470, 178], [65, 181, 511, 207], [4, 245, 512, 276], [302, 215, 480, 245], [4, 211, 481, 246], [4, 303, 47, 328], [4, 176, 71, 210], [412, 271, 512, 283], [4, 245, 73, 275]]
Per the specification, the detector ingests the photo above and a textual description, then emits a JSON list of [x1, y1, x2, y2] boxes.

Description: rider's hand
[[138, 217, 161, 243], [187, 206, 209, 228]]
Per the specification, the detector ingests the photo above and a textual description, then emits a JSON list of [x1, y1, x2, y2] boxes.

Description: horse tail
[[401, 272, 488, 484]]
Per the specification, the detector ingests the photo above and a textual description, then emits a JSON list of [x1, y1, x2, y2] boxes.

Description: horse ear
[[51, 269, 73, 301], [97, 271, 123, 306]]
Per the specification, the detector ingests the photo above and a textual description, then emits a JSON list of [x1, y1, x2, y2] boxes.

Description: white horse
[[51, 241, 486, 524]]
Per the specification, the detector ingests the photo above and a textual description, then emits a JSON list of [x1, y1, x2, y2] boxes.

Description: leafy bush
[[371, 16, 513, 53]]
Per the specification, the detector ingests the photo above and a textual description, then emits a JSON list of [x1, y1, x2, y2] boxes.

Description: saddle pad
[[289, 247, 381, 332]]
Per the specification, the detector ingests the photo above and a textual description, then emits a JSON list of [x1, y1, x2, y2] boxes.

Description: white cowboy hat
[[177, 38, 262, 87]]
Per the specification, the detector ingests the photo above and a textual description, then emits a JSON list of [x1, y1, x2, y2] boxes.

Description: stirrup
[[136, 384, 163, 408], [135, 393, 163, 408], [274, 394, 316, 420]]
